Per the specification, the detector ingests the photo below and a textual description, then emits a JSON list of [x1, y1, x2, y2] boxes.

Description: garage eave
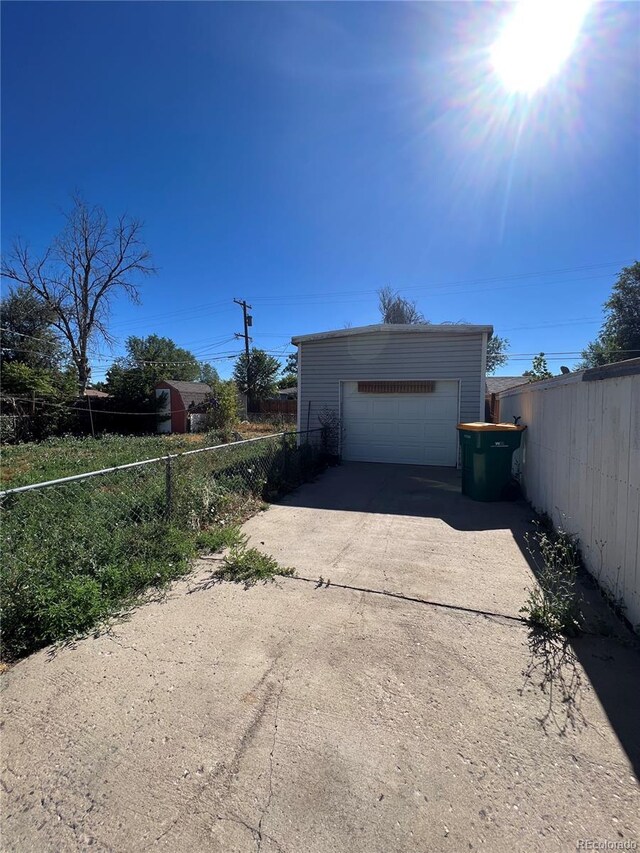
[[291, 323, 493, 345]]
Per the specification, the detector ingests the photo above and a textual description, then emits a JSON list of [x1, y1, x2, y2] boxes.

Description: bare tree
[[2, 196, 155, 393], [378, 286, 426, 324]]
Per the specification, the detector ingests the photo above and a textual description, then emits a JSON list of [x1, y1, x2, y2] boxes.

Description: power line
[[33, 258, 624, 335], [246, 260, 628, 303], [1, 345, 244, 365], [108, 301, 234, 331], [246, 272, 615, 309]]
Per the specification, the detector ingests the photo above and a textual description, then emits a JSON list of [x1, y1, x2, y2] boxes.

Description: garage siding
[[298, 330, 485, 434]]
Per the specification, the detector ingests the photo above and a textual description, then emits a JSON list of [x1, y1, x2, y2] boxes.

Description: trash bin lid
[[456, 422, 527, 431]]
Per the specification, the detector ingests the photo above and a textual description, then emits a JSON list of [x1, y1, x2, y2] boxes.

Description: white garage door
[[341, 380, 459, 466]]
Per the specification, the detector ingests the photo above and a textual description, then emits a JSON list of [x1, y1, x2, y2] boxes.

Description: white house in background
[[291, 323, 492, 467]]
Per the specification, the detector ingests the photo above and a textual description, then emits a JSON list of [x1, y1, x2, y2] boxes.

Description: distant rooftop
[[292, 323, 493, 345], [486, 376, 528, 395], [155, 380, 212, 409]]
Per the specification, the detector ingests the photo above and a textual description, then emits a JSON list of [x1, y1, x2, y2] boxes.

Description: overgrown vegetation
[[0, 427, 277, 489], [213, 534, 295, 587], [520, 520, 582, 636], [1, 432, 326, 660], [0, 287, 79, 443], [201, 380, 242, 436]]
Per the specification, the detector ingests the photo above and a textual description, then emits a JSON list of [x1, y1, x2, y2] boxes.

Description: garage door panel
[[346, 401, 374, 418], [370, 399, 401, 418], [341, 380, 459, 466], [396, 421, 426, 440]]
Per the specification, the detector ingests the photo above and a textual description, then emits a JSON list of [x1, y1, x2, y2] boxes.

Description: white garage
[[292, 323, 492, 468], [341, 380, 459, 466]]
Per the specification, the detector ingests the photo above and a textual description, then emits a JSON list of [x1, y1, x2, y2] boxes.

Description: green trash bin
[[457, 422, 526, 501]]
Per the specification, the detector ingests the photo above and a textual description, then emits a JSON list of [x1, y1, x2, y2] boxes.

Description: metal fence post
[[281, 432, 288, 483], [165, 456, 172, 522]]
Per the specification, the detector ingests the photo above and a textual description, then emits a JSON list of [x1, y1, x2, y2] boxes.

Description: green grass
[[0, 433, 207, 489], [1, 433, 325, 661], [0, 423, 282, 490]]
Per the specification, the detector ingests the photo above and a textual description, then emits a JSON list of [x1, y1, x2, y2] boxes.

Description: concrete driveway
[[243, 462, 537, 618], [2, 463, 639, 852]]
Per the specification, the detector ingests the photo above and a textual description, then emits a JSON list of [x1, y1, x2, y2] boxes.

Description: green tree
[[202, 380, 239, 432], [486, 335, 509, 374], [278, 351, 297, 388], [1, 195, 155, 393], [106, 334, 202, 411], [0, 287, 65, 369], [233, 348, 280, 407], [523, 353, 553, 382], [199, 362, 220, 386], [0, 287, 78, 441], [378, 286, 425, 324], [580, 262, 640, 367]]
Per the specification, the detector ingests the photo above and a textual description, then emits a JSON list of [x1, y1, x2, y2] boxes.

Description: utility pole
[[234, 299, 253, 417], [233, 298, 252, 362]]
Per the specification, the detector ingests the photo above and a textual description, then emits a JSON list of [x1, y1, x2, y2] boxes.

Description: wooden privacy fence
[[497, 359, 640, 630], [250, 399, 297, 415]]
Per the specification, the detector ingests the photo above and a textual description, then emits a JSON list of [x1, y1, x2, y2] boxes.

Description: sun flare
[[491, 0, 592, 95]]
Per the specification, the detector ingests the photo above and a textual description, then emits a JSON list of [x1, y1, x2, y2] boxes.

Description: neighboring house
[[277, 386, 297, 400], [154, 380, 212, 434], [485, 376, 527, 421], [292, 323, 492, 466], [83, 388, 110, 399]]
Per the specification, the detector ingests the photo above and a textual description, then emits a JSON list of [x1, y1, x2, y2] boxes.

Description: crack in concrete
[[289, 574, 526, 626], [136, 656, 290, 852], [104, 634, 189, 667], [105, 634, 151, 660], [256, 676, 286, 852], [217, 813, 286, 853], [217, 813, 260, 843], [149, 814, 180, 849]]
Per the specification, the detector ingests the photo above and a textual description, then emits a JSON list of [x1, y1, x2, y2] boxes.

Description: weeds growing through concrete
[[521, 521, 582, 636], [214, 535, 295, 588]]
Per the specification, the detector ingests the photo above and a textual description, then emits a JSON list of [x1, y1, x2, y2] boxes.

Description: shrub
[[202, 380, 240, 432]]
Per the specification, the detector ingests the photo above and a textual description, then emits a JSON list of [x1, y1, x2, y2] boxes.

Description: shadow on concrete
[[519, 626, 640, 778], [281, 461, 640, 780], [280, 461, 533, 532], [519, 631, 588, 736]]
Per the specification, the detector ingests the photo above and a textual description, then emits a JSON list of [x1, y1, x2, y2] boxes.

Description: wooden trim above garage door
[[357, 381, 436, 394]]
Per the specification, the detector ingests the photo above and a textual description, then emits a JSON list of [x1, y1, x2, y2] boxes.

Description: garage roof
[[291, 323, 493, 345]]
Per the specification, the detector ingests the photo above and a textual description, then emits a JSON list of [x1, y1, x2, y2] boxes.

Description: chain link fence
[[1, 429, 325, 660]]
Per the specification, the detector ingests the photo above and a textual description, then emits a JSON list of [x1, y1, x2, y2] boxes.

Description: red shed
[[154, 380, 212, 434]]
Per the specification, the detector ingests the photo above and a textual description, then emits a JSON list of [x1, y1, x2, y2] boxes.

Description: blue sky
[[2, 1, 638, 381]]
